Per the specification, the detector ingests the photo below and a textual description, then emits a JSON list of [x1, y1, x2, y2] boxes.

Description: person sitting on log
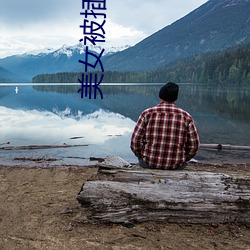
[[130, 82, 200, 170]]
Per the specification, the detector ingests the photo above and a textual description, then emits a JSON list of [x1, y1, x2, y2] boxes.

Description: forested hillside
[[33, 44, 250, 85], [153, 43, 250, 84], [100, 0, 250, 72]]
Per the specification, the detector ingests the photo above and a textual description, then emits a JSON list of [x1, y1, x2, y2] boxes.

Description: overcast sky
[[0, 0, 208, 58]]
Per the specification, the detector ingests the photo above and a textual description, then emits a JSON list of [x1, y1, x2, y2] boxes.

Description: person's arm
[[185, 119, 200, 161], [130, 113, 146, 158]]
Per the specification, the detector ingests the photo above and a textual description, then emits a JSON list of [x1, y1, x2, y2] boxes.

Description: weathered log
[[77, 166, 250, 225], [200, 143, 250, 151], [0, 144, 88, 151]]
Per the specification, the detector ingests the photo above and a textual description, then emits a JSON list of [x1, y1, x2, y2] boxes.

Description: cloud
[[107, 0, 208, 35], [0, 106, 135, 145], [0, 0, 78, 25], [0, 0, 208, 34], [0, 0, 208, 57], [0, 106, 137, 165], [105, 20, 145, 46]]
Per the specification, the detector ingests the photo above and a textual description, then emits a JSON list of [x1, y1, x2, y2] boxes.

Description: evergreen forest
[[32, 43, 250, 85]]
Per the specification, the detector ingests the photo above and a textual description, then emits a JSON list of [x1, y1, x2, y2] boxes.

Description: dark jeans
[[138, 158, 188, 170]]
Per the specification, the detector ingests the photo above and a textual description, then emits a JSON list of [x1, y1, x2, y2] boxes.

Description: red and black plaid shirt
[[130, 102, 200, 169]]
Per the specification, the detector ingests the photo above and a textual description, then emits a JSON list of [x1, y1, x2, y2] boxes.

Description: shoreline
[[2, 146, 250, 168], [1, 161, 250, 171]]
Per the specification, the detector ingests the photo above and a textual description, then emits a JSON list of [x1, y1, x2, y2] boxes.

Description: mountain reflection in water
[[0, 83, 250, 166]]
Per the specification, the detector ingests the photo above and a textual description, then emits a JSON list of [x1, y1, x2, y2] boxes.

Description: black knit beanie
[[159, 82, 179, 102]]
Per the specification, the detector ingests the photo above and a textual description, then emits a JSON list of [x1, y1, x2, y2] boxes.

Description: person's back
[[130, 82, 200, 170]]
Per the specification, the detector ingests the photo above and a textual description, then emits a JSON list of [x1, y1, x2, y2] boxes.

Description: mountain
[[32, 42, 250, 85], [101, 0, 250, 72], [0, 44, 130, 82], [0, 65, 27, 83], [0, 66, 12, 82], [1, 0, 249, 81]]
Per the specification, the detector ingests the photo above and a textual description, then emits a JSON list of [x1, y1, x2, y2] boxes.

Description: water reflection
[[0, 83, 250, 166], [32, 83, 250, 123], [178, 84, 250, 123], [0, 106, 134, 145]]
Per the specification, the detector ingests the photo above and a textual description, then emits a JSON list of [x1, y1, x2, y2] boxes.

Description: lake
[[0, 83, 250, 167]]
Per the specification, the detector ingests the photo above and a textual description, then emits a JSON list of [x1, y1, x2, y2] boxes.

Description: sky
[[0, 0, 208, 58]]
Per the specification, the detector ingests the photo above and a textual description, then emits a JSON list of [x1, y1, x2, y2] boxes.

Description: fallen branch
[[14, 157, 57, 162], [200, 143, 250, 151], [0, 144, 89, 151], [69, 136, 84, 140], [0, 141, 10, 146]]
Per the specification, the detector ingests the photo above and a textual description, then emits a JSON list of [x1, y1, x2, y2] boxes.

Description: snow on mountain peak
[[23, 47, 54, 56], [15, 43, 131, 60], [51, 43, 131, 58]]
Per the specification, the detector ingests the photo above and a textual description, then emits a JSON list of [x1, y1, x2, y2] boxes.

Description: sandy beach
[[0, 163, 249, 250]]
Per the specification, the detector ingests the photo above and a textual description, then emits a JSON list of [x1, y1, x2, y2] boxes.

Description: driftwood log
[[200, 143, 250, 151], [0, 144, 88, 151], [77, 158, 250, 225]]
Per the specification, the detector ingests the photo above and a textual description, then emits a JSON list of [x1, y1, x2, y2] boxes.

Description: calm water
[[0, 83, 250, 166]]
